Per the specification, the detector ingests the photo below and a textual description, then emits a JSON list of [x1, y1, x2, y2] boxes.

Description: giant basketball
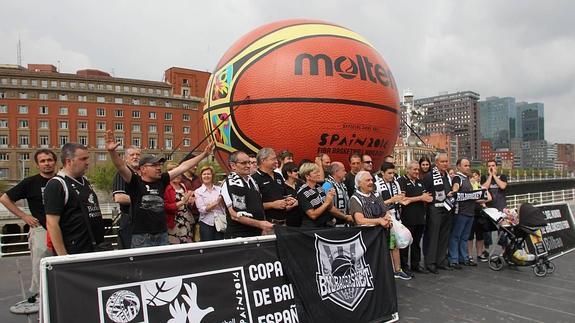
[[203, 19, 400, 170]]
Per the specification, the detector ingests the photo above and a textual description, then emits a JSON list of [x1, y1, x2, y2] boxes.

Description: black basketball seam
[[206, 97, 398, 114], [225, 34, 396, 151], [214, 20, 350, 70]]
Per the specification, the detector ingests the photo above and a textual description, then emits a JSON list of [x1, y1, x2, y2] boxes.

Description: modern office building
[[0, 63, 209, 181], [415, 91, 481, 161], [517, 102, 544, 141], [479, 96, 517, 151], [522, 140, 549, 169]]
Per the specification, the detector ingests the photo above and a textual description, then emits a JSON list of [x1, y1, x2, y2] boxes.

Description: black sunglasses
[[363, 161, 373, 164]]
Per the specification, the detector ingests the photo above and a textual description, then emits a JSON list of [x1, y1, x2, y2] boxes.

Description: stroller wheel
[[545, 261, 555, 274], [488, 255, 504, 271], [533, 264, 547, 277]]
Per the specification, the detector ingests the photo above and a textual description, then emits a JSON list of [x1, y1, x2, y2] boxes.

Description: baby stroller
[[482, 203, 555, 277]]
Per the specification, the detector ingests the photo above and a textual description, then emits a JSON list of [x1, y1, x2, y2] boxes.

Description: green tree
[[87, 162, 118, 194]]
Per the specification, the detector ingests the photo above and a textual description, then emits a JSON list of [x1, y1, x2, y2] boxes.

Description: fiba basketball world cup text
[[317, 267, 374, 298], [294, 53, 395, 88]]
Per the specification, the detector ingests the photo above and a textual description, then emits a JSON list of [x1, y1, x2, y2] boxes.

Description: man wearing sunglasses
[[221, 150, 274, 238], [361, 154, 375, 173]]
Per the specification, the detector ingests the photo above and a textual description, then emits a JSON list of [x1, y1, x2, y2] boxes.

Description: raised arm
[[169, 142, 214, 179], [106, 130, 132, 183]]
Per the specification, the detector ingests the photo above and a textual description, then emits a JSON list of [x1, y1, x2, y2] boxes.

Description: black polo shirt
[[398, 175, 426, 226], [251, 169, 287, 221]]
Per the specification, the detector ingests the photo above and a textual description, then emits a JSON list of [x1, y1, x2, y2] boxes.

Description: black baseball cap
[[139, 155, 166, 167]]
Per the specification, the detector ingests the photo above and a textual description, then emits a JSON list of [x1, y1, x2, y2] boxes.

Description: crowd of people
[[1, 129, 509, 314]]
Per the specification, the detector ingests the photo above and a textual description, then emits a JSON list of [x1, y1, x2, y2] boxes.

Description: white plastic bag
[[214, 211, 227, 232], [391, 217, 413, 249]]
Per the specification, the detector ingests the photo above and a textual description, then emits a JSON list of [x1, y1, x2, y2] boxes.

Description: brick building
[[0, 64, 209, 181]]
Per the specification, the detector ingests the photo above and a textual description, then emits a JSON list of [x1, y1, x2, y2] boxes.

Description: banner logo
[[105, 290, 140, 323], [314, 232, 374, 311]]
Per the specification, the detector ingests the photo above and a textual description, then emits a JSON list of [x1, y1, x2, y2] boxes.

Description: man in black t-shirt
[[251, 148, 298, 225], [221, 150, 274, 238], [398, 161, 433, 274], [0, 149, 57, 314], [45, 143, 104, 256], [112, 146, 141, 249], [344, 152, 362, 197], [480, 159, 508, 255], [107, 130, 212, 248]]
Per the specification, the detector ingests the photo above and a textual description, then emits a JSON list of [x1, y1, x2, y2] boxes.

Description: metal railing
[[507, 173, 575, 183], [1, 190, 574, 257]]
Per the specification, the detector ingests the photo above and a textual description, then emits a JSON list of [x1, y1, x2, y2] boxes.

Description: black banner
[[275, 226, 398, 323], [44, 239, 298, 323], [42, 231, 398, 323], [536, 203, 575, 258]]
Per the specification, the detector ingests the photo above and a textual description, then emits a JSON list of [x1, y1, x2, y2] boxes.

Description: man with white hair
[[398, 160, 433, 274], [322, 162, 350, 226]]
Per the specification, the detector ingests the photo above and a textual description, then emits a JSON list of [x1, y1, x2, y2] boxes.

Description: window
[[163, 90, 169, 97], [70, 82, 77, 88], [132, 137, 141, 147], [149, 124, 157, 133], [0, 168, 9, 179], [31, 80, 38, 86], [115, 97, 123, 104], [78, 135, 88, 146], [96, 108, 106, 116], [115, 109, 124, 117], [183, 114, 190, 121], [165, 138, 173, 150], [18, 120, 29, 128], [0, 120, 8, 128], [0, 105, 7, 114], [50, 81, 58, 87], [123, 86, 130, 92], [155, 89, 161, 95], [132, 87, 138, 93], [19, 153, 30, 161], [0, 153, 9, 161], [149, 112, 157, 119], [164, 112, 172, 120], [165, 101, 172, 107], [39, 106, 49, 114], [39, 135, 49, 147], [0, 135, 8, 147], [183, 126, 190, 134], [115, 123, 124, 131], [22, 79, 29, 86], [97, 137, 105, 148], [19, 92, 28, 99], [115, 85, 121, 92], [59, 107, 68, 115], [183, 139, 190, 147], [132, 98, 140, 105], [164, 125, 173, 133], [41, 80, 48, 88], [39, 93, 48, 100], [132, 110, 140, 118], [19, 105, 28, 114], [132, 124, 141, 132], [59, 121, 69, 129], [97, 122, 106, 131], [115, 137, 124, 148], [78, 121, 88, 130], [12, 79, 18, 85], [183, 89, 189, 97], [59, 135, 69, 146], [183, 103, 190, 109], [97, 153, 107, 161], [106, 84, 113, 91], [79, 82, 86, 89], [78, 95, 87, 102], [148, 138, 157, 149], [97, 96, 106, 103], [78, 107, 88, 116], [59, 94, 68, 101], [149, 100, 156, 106], [0, 92, 5, 98], [19, 135, 30, 148], [39, 120, 49, 129], [88, 83, 95, 90]]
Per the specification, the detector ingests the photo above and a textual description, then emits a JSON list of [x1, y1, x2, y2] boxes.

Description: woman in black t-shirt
[[282, 162, 302, 227], [296, 163, 351, 227]]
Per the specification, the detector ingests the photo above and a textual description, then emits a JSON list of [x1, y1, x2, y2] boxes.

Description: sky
[[1, 0, 573, 143]]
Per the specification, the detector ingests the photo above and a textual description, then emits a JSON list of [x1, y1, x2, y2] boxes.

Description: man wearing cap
[[106, 131, 213, 248]]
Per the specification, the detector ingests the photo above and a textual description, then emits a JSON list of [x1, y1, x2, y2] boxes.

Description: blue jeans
[[131, 232, 169, 248], [449, 214, 474, 264]]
